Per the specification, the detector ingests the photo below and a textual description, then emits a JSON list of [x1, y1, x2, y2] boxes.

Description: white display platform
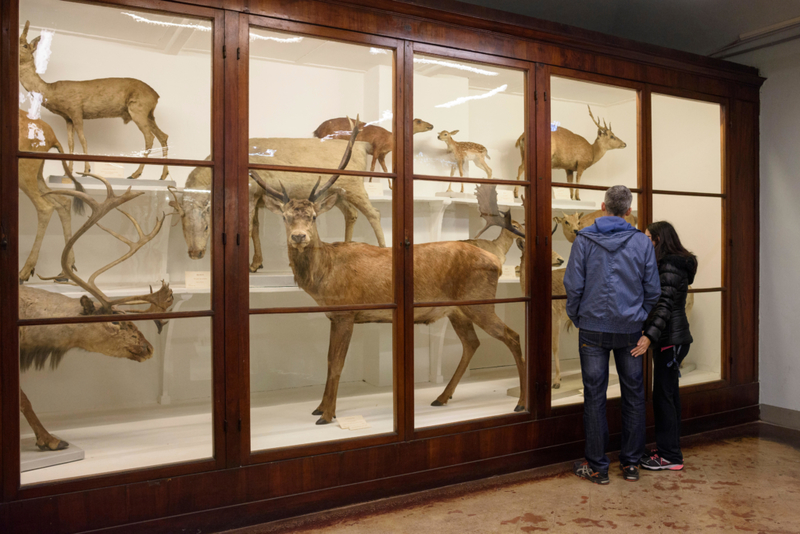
[[48, 175, 177, 191], [21, 438, 84, 473]]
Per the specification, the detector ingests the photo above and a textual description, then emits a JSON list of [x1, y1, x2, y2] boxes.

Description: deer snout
[[128, 340, 154, 362], [291, 233, 308, 245], [189, 249, 205, 260]]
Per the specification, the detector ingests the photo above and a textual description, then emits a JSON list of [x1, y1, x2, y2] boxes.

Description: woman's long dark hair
[[647, 221, 697, 266]]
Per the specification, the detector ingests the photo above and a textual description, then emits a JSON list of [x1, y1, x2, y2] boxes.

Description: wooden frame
[[0, 0, 762, 531]]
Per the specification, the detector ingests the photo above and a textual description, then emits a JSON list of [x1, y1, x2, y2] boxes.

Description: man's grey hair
[[604, 185, 632, 216]]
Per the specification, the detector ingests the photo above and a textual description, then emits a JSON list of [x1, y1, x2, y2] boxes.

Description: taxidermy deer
[[254, 119, 526, 424], [314, 117, 434, 188], [19, 21, 169, 180], [461, 187, 524, 266], [172, 137, 387, 271], [553, 209, 637, 244], [514, 132, 525, 198], [20, 173, 173, 450], [18, 109, 87, 283], [437, 130, 492, 193], [551, 106, 627, 200]]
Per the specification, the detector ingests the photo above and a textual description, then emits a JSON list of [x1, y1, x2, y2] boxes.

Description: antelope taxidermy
[[437, 130, 492, 193], [254, 118, 526, 424], [19, 21, 169, 179], [551, 106, 627, 200]]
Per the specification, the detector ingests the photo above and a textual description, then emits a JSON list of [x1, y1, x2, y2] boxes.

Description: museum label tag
[[363, 181, 385, 198], [338, 415, 370, 430], [93, 162, 126, 179], [185, 271, 211, 290], [502, 265, 517, 279]]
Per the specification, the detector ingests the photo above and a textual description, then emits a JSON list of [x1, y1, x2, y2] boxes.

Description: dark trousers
[[578, 329, 645, 473], [652, 344, 690, 464]]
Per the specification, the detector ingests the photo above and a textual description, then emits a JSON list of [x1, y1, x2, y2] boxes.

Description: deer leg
[[249, 205, 264, 273], [465, 305, 526, 411], [20, 389, 68, 451], [65, 120, 75, 174], [514, 162, 524, 198], [551, 306, 562, 389], [335, 198, 359, 243], [130, 125, 155, 180], [574, 169, 583, 201], [312, 314, 355, 424], [457, 160, 466, 193], [150, 118, 170, 180], [72, 116, 91, 175], [432, 313, 480, 406], [19, 194, 54, 283], [566, 170, 576, 200], [446, 165, 455, 193], [48, 194, 77, 282], [342, 192, 386, 247], [475, 156, 492, 179]]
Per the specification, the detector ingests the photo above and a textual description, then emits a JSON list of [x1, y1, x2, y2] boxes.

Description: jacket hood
[[578, 216, 639, 252], [661, 254, 698, 284]]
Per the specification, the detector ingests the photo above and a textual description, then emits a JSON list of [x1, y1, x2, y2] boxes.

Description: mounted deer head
[[588, 106, 626, 150]]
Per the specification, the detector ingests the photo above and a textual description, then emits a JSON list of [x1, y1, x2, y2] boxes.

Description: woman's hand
[[631, 336, 651, 357]]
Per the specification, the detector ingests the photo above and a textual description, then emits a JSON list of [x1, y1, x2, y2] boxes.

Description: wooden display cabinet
[[0, 0, 762, 532]]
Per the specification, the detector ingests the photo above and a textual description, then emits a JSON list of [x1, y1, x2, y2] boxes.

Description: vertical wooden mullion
[[639, 85, 654, 400], [720, 100, 732, 383], [534, 64, 551, 418], [0, 0, 21, 501], [401, 41, 415, 439]]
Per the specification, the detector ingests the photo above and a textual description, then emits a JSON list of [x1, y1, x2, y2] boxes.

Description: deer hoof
[[514, 404, 525, 412], [36, 438, 69, 451], [431, 399, 445, 407], [315, 416, 333, 425], [311, 408, 323, 416], [552, 382, 561, 390]]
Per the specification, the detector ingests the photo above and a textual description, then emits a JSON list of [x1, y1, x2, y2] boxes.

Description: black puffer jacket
[[644, 254, 697, 346]]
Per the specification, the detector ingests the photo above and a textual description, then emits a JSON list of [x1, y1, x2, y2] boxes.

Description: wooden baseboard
[[760, 404, 800, 431]]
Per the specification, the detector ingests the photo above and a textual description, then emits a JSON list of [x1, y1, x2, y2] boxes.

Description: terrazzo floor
[[228, 427, 800, 533]]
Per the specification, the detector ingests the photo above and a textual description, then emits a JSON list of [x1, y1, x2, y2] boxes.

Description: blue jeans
[[578, 329, 646, 473]]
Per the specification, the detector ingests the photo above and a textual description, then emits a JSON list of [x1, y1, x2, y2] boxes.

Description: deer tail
[[54, 141, 86, 215], [485, 151, 491, 160]]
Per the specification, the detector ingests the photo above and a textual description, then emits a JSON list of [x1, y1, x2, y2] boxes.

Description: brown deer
[[551, 106, 627, 200], [313, 117, 434, 189], [18, 109, 86, 283], [553, 209, 637, 244], [19, 21, 169, 179], [20, 173, 173, 450], [437, 130, 492, 193], [253, 121, 526, 424], [460, 185, 524, 265]]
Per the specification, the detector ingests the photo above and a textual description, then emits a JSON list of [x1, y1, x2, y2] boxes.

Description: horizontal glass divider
[[17, 151, 213, 168], [248, 162, 396, 179], [551, 287, 724, 300], [249, 303, 397, 315], [551, 182, 642, 193], [18, 309, 213, 327], [414, 297, 528, 308], [413, 174, 530, 187], [652, 189, 725, 198], [551, 295, 566, 300]]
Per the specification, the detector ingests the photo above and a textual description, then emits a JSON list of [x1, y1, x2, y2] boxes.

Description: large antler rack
[[252, 115, 361, 202], [473, 184, 526, 239], [43, 173, 173, 316], [588, 105, 609, 132]]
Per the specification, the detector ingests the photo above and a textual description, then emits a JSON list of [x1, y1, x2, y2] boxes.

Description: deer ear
[[315, 190, 339, 216], [450, 130, 459, 135], [577, 212, 584, 218], [516, 238, 525, 251], [262, 195, 284, 216], [553, 216, 562, 224], [80, 296, 96, 315], [30, 35, 40, 50]]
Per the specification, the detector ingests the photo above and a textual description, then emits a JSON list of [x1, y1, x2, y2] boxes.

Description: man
[[564, 185, 660, 484]]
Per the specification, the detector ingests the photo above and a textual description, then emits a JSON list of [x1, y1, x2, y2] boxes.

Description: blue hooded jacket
[[564, 216, 660, 334]]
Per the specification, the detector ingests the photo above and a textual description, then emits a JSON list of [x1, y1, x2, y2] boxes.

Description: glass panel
[[653, 195, 721, 289], [20, 317, 213, 484], [249, 27, 395, 174], [248, 171, 393, 308], [18, 159, 210, 315], [19, 1, 212, 165], [414, 302, 527, 428], [249, 312, 394, 450], [550, 76, 637, 193], [413, 180, 527, 302], [678, 291, 722, 387], [413, 54, 525, 183], [653, 94, 722, 194]]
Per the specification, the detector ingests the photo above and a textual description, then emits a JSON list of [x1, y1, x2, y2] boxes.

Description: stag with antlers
[[551, 106, 627, 200], [252, 118, 526, 424], [19, 173, 173, 451]]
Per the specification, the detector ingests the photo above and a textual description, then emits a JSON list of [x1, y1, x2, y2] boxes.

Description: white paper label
[[185, 271, 211, 290], [363, 181, 385, 198], [93, 162, 126, 179], [337, 415, 370, 430], [496, 189, 516, 205], [553, 188, 571, 200], [502, 265, 517, 279]]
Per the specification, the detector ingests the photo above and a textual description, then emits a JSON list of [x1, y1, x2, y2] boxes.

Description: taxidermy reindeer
[[171, 137, 387, 271], [19, 21, 169, 180], [437, 130, 492, 193], [254, 120, 526, 424], [514, 132, 525, 198], [553, 209, 637, 244], [20, 173, 173, 450], [551, 106, 627, 200], [18, 109, 86, 283], [314, 117, 434, 188]]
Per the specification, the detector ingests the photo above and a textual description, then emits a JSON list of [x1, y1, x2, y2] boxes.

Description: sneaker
[[619, 464, 640, 481], [640, 453, 684, 471], [573, 461, 610, 485]]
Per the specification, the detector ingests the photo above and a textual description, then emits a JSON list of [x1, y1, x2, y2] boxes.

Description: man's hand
[[631, 336, 651, 357]]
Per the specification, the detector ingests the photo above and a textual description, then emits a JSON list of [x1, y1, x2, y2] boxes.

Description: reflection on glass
[[653, 195, 721, 289], [413, 54, 524, 188], [550, 77, 637, 194], [249, 27, 396, 176], [414, 302, 526, 428], [248, 168, 393, 308], [677, 291, 722, 387], [20, 317, 213, 484], [250, 313, 394, 451], [18, 160, 210, 315], [653, 94, 722, 194], [413, 181, 527, 302], [19, 0, 212, 167]]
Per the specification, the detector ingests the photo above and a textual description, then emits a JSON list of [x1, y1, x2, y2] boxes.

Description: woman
[[631, 221, 697, 471]]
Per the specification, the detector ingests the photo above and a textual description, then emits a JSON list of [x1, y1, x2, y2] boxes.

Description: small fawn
[[437, 130, 492, 193]]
